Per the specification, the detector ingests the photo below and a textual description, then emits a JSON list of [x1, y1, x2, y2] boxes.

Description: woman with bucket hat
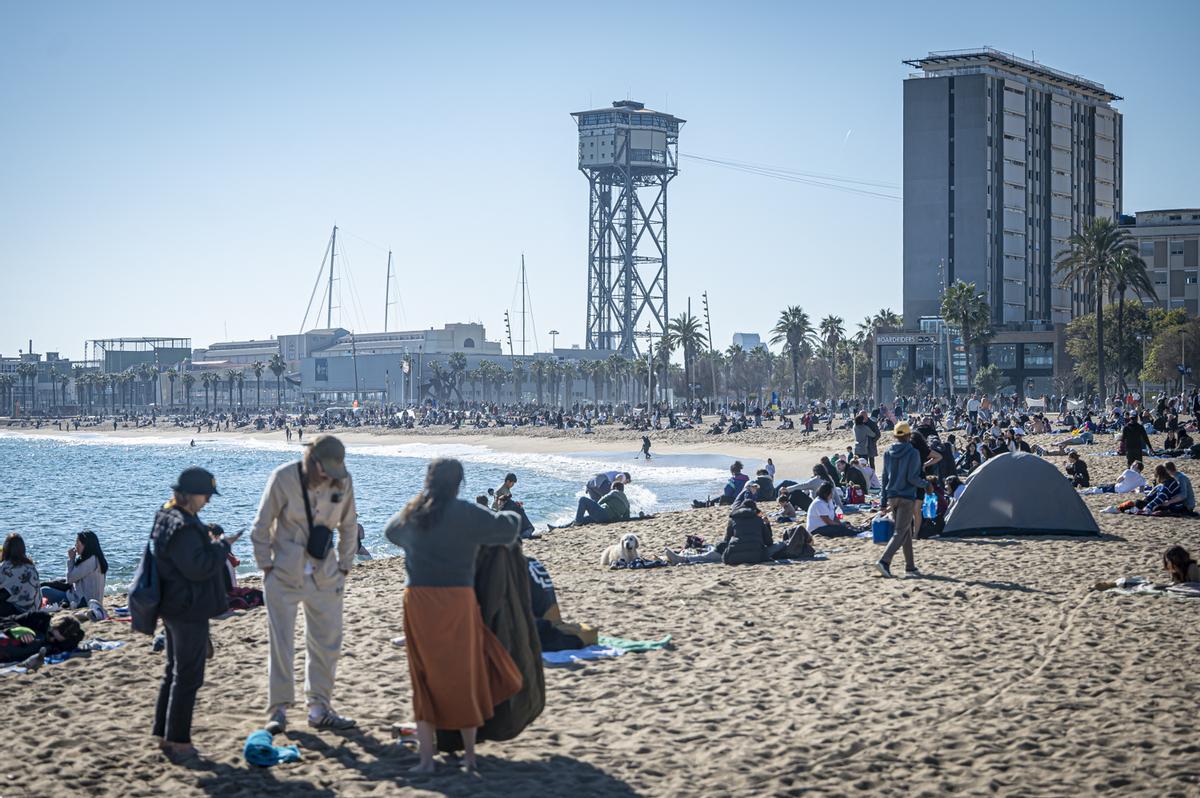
[[151, 466, 241, 761]]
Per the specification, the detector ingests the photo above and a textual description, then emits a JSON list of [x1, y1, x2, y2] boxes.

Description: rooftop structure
[[572, 100, 684, 356], [88, 337, 192, 372], [904, 47, 1120, 102]]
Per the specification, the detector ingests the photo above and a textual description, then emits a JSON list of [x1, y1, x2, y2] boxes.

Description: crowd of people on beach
[[5, 385, 1200, 774]]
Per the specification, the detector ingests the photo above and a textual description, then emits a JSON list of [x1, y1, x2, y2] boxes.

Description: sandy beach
[[4, 425, 1200, 797]]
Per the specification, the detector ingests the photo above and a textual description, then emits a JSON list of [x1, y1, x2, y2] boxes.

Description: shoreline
[[2, 421, 831, 478]]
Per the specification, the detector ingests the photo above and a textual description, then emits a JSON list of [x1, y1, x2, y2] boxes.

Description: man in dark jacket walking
[[1120, 415, 1154, 466], [877, 422, 926, 578], [152, 467, 240, 761]]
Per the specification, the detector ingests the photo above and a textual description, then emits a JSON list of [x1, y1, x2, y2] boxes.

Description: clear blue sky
[[2, 0, 1196, 360]]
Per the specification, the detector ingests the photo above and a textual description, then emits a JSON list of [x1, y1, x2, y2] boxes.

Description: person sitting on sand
[[1065, 452, 1091, 488], [0, 612, 84, 664], [40, 530, 108, 610], [718, 461, 749, 505], [806, 482, 859, 537], [1164, 462, 1196, 514], [384, 458, 524, 775], [837, 459, 869, 494], [585, 470, 631, 502], [1114, 465, 1180, 515], [572, 481, 631, 526], [1163, 545, 1200, 584], [664, 500, 813, 565], [0, 534, 40, 617], [1103, 460, 1147, 494], [752, 469, 776, 501]]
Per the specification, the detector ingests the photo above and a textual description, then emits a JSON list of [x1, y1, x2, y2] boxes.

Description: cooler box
[[871, 517, 894, 544]]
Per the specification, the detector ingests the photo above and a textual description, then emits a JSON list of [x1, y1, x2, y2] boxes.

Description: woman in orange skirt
[[385, 458, 524, 773]]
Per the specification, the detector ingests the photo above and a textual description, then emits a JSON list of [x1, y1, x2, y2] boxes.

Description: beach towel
[[598, 634, 672, 652], [243, 729, 302, 767], [609, 558, 669, 570], [542, 645, 625, 665]]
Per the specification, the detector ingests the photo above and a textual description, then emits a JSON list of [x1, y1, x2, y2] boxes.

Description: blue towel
[[243, 729, 302, 767]]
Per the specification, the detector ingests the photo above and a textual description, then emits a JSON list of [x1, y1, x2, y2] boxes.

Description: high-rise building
[[1120, 210, 1200, 315], [902, 48, 1122, 329]]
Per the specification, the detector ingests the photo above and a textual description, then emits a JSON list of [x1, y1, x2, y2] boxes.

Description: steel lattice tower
[[572, 100, 684, 355]]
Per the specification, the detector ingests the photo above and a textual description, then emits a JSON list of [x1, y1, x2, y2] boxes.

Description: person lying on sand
[[1084, 461, 1147, 494], [0, 612, 84, 664], [664, 499, 814, 565]]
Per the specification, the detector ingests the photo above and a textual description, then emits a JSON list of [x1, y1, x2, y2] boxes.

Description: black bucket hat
[[173, 466, 220, 496]]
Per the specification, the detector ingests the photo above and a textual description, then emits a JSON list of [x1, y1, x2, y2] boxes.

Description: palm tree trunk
[[1116, 286, 1126, 393], [1096, 272, 1106, 402], [788, 352, 798, 406]]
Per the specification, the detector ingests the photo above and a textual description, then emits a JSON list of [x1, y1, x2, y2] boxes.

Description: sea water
[[0, 432, 740, 590]]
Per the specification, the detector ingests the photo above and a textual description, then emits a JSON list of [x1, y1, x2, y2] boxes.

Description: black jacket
[[722, 506, 772, 565], [754, 475, 777, 501], [152, 506, 230, 622], [438, 543, 545, 752]]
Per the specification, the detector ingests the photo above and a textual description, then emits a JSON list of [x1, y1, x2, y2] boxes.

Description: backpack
[[127, 543, 161, 635]]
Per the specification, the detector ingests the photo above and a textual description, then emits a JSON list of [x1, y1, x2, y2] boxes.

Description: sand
[[4, 424, 1200, 796]]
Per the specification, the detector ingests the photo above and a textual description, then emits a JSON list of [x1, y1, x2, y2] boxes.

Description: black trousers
[[153, 616, 209, 744]]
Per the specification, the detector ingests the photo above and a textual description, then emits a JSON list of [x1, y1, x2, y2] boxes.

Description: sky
[[2, 0, 1198, 361]]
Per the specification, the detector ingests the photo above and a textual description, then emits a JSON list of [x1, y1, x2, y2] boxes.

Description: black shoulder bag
[[299, 463, 334, 560]]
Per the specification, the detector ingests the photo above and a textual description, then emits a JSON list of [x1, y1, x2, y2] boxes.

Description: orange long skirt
[[403, 586, 523, 730]]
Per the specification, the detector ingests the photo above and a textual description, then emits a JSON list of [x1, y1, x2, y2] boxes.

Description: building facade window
[[987, 344, 1018, 369], [1024, 343, 1053, 369], [880, 346, 908, 370], [462, 338, 475, 349]]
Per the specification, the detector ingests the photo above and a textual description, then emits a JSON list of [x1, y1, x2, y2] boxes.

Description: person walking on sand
[[641, 435, 652, 460], [151, 467, 241, 762], [385, 459, 524, 774], [250, 434, 359, 732], [876, 421, 927, 579]]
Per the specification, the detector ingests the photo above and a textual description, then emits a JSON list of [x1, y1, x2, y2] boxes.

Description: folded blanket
[[243, 729, 302, 767], [610, 558, 669, 570]]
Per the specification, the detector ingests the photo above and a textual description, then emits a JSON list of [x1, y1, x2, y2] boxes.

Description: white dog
[[601, 533, 641, 566]]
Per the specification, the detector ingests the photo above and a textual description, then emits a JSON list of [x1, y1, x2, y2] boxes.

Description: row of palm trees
[[2, 353, 291, 416], [407, 307, 903, 408]]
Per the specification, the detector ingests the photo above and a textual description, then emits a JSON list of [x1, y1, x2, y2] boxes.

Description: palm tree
[[224, 369, 239, 410], [58, 373, 69, 408], [530, 359, 547, 406], [666, 312, 708, 405], [1055, 217, 1132, 399], [1108, 246, 1157, 392], [940, 281, 991, 389], [448, 352, 468, 405], [251, 361, 265, 409], [653, 338, 673, 402], [770, 306, 815, 406], [606, 353, 628, 404], [268, 354, 286, 407], [164, 368, 178, 409], [510, 360, 526, 403], [818, 315, 845, 398], [15, 363, 36, 415], [182, 372, 196, 411], [236, 370, 246, 408]]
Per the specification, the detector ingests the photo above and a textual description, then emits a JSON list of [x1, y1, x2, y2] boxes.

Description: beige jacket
[[250, 461, 358, 590]]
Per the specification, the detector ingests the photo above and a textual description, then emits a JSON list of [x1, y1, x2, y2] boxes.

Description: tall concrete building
[[902, 48, 1123, 329]]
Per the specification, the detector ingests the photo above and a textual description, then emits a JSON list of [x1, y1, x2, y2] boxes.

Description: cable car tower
[[572, 100, 684, 356]]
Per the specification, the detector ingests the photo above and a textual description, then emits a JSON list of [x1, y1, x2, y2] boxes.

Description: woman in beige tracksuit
[[250, 435, 359, 731]]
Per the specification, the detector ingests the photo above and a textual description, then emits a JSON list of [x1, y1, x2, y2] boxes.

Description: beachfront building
[[1120, 209, 1200, 315], [902, 48, 1123, 328], [0, 349, 81, 414], [888, 48, 1120, 402], [190, 338, 280, 366]]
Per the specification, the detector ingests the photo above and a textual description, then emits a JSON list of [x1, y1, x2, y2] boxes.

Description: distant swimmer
[[190, 439, 196, 448]]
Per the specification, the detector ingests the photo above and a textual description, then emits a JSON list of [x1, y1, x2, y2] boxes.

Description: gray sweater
[[385, 499, 521, 587]]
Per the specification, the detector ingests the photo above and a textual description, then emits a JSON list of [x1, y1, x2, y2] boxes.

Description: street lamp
[[549, 330, 559, 351]]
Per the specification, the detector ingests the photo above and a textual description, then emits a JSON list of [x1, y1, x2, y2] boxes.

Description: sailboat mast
[[384, 250, 393, 332], [327, 225, 338, 328], [520, 254, 527, 357]]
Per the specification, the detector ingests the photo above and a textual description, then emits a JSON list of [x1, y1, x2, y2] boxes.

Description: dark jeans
[[574, 497, 610, 525], [153, 616, 209, 744]]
